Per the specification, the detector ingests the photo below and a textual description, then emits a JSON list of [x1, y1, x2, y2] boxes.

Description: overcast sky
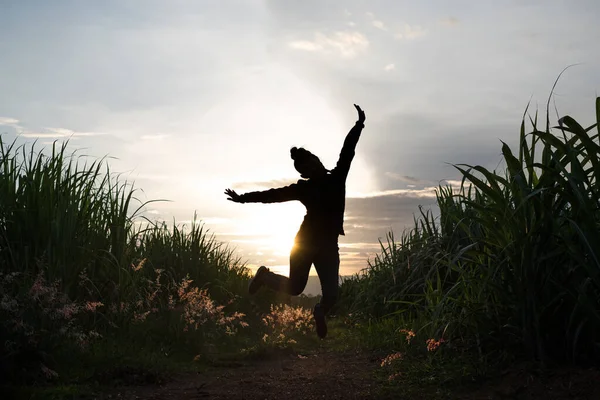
[[1, 0, 600, 293]]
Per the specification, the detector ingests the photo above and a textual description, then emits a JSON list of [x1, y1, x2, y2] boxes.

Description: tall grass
[[0, 139, 250, 300], [0, 139, 254, 382], [340, 96, 600, 363]]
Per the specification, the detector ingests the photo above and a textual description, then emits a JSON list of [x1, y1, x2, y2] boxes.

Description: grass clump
[[340, 95, 600, 366], [0, 139, 257, 384]]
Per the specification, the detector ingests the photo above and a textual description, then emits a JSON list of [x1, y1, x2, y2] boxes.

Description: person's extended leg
[[312, 242, 340, 338], [249, 241, 315, 296]]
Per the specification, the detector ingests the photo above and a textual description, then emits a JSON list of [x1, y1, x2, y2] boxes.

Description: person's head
[[290, 147, 327, 179]]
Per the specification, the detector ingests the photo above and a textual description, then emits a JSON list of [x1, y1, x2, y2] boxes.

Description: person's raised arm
[[332, 104, 366, 179], [224, 182, 301, 204]]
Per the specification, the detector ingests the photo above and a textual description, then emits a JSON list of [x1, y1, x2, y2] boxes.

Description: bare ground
[[102, 349, 382, 400], [97, 349, 600, 400]]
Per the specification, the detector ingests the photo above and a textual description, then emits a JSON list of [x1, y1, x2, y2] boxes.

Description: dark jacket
[[239, 121, 365, 242]]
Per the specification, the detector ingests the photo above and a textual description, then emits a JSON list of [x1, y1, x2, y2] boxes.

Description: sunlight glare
[[235, 202, 305, 258]]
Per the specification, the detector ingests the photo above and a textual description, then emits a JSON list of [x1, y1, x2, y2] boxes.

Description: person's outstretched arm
[[332, 104, 366, 179], [224, 182, 301, 204]]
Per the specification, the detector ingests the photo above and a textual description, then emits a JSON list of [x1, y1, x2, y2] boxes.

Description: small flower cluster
[[107, 260, 247, 338], [261, 304, 313, 347], [426, 338, 445, 352], [1, 259, 250, 382], [379, 328, 448, 383], [177, 276, 247, 334], [0, 270, 104, 381], [398, 327, 445, 352], [380, 351, 404, 382], [380, 352, 403, 367], [399, 328, 416, 344], [388, 372, 402, 381], [11, 271, 103, 349]]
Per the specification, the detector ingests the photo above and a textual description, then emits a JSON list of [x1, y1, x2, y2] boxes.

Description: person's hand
[[354, 104, 365, 124], [224, 188, 243, 203]]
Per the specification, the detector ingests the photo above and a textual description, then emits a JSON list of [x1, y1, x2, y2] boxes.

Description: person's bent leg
[[258, 241, 315, 296]]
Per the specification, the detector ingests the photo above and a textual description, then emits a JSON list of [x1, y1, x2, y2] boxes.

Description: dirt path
[[98, 349, 600, 400], [108, 350, 383, 400]]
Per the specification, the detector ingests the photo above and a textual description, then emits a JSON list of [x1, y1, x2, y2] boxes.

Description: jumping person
[[224, 104, 366, 338]]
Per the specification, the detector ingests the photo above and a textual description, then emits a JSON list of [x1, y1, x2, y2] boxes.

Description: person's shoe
[[313, 303, 327, 339], [248, 266, 269, 295]]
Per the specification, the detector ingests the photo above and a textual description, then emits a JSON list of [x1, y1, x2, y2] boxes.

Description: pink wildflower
[[85, 301, 103, 312], [388, 372, 402, 381], [381, 352, 403, 367], [399, 328, 416, 344], [426, 338, 445, 352], [131, 259, 146, 272], [56, 303, 80, 320], [134, 311, 151, 323]]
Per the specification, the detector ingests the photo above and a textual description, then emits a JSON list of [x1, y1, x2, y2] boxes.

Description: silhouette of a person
[[225, 104, 366, 338]]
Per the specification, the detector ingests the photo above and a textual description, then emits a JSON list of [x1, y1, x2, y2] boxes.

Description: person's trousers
[[262, 238, 340, 314]]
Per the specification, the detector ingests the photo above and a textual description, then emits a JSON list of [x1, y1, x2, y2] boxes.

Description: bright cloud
[[288, 40, 322, 52], [395, 24, 427, 40], [349, 188, 438, 199], [20, 127, 103, 138], [366, 11, 387, 31], [0, 117, 20, 128], [289, 31, 369, 58], [372, 20, 387, 31]]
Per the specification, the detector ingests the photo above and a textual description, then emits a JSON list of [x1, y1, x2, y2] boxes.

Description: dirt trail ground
[[108, 350, 381, 400], [102, 348, 600, 400]]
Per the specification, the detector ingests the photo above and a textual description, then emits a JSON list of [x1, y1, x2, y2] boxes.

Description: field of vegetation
[[1, 94, 599, 399]]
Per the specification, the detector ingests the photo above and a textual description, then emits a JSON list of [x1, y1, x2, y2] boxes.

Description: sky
[[1, 0, 600, 295]]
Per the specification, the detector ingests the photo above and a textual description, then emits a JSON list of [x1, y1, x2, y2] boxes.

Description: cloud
[[342, 189, 440, 246], [384, 63, 395, 71], [384, 173, 427, 184], [0, 117, 21, 128], [339, 242, 382, 251], [350, 177, 465, 199], [232, 178, 298, 191], [200, 217, 230, 225], [289, 31, 369, 58], [129, 173, 171, 181], [350, 187, 437, 199], [341, 178, 469, 246], [140, 134, 171, 140], [440, 17, 460, 26], [288, 40, 322, 52], [364, 11, 388, 31], [20, 133, 66, 138], [395, 24, 427, 40], [372, 20, 387, 31], [20, 127, 104, 139]]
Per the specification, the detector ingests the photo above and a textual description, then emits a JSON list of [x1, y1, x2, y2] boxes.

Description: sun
[[237, 202, 305, 257]]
